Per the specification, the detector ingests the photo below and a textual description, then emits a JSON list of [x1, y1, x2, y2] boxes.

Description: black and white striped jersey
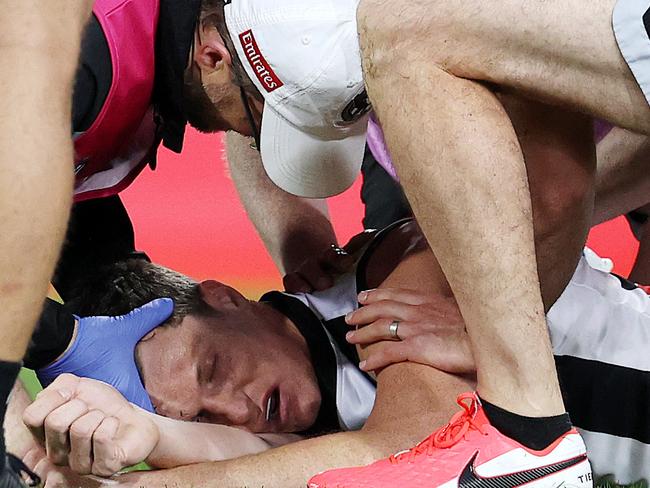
[[548, 255, 650, 484]]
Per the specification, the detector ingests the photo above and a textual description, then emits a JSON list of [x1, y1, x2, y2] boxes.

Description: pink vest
[[367, 113, 398, 181], [73, 0, 160, 202]]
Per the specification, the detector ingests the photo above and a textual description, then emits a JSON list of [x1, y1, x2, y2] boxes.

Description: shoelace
[[390, 393, 487, 464], [6, 454, 40, 487]]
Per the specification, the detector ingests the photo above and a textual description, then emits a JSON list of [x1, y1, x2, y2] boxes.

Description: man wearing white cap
[[182, 0, 650, 485]]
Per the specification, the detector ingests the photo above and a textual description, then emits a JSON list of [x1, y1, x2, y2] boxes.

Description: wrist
[[138, 409, 164, 464]]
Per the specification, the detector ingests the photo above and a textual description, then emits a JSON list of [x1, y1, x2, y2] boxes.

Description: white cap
[[225, 0, 370, 198]]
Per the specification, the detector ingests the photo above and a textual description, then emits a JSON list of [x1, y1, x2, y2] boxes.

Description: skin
[[184, 18, 262, 136], [14, 103, 597, 486], [186, 1, 626, 418], [351, 0, 645, 417], [226, 132, 348, 292], [594, 128, 650, 225], [190, 26, 346, 292], [0, 1, 92, 362], [136, 280, 321, 433]]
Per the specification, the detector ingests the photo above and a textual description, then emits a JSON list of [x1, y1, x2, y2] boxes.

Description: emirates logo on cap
[[239, 30, 284, 93]]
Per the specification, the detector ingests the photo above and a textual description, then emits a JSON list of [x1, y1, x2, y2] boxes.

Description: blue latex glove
[[36, 298, 174, 412]]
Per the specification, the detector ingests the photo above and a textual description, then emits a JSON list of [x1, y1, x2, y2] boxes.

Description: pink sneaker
[[308, 392, 591, 488]]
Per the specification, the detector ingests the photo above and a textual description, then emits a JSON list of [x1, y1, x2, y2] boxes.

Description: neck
[[257, 301, 310, 353]]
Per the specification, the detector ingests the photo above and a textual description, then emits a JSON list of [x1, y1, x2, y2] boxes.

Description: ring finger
[[69, 409, 106, 475], [347, 319, 410, 345], [43, 399, 89, 466]]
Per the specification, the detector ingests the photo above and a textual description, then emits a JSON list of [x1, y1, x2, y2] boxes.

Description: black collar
[[153, 0, 201, 154]]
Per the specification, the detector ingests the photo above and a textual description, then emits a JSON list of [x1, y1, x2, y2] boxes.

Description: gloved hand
[[36, 298, 174, 412]]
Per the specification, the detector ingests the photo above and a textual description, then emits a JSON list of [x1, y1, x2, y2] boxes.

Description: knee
[[356, 0, 396, 81], [356, 0, 449, 81]]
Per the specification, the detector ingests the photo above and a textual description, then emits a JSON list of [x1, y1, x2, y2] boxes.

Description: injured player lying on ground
[[8, 216, 650, 487]]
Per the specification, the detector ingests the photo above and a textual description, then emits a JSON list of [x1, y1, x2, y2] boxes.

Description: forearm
[[122, 429, 385, 488], [0, 44, 77, 360], [226, 132, 337, 274], [594, 127, 650, 225], [145, 413, 297, 469]]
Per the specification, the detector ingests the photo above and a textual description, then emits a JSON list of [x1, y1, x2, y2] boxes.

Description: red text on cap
[[239, 30, 283, 93]]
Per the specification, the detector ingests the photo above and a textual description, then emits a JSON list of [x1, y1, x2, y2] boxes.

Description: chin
[[296, 388, 322, 431]]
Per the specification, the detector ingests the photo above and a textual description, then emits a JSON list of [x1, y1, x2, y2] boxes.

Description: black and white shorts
[[614, 0, 650, 105]]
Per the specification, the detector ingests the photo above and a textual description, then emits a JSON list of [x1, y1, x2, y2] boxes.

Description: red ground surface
[[121, 129, 639, 298]]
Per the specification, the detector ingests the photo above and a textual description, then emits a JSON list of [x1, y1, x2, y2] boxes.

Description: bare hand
[[22, 447, 109, 488], [345, 288, 476, 374], [283, 245, 354, 293], [22, 374, 158, 477], [283, 231, 378, 293]]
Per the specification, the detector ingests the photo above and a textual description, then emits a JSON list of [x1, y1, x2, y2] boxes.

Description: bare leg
[[0, 2, 90, 361], [502, 96, 597, 307], [358, 44, 561, 417], [0, 1, 91, 472], [362, 0, 650, 133]]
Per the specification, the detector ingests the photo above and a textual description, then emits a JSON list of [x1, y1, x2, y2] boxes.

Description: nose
[[202, 391, 257, 427]]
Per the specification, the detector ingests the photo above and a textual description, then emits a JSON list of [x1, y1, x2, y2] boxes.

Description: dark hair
[[62, 259, 209, 327]]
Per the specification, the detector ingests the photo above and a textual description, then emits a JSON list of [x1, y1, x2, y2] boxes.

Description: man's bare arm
[[146, 413, 300, 469], [226, 132, 337, 276]]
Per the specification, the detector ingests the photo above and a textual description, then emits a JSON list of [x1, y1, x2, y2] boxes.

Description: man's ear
[[199, 280, 247, 311], [194, 27, 232, 74]]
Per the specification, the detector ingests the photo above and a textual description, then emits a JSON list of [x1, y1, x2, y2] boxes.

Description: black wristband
[[24, 299, 76, 371]]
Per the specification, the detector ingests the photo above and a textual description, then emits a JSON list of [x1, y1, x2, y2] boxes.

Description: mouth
[[265, 387, 281, 423]]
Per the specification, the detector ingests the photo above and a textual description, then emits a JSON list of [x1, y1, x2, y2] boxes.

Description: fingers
[[320, 245, 354, 273], [69, 410, 106, 475], [283, 245, 354, 294], [284, 260, 333, 293], [346, 299, 416, 326], [23, 375, 81, 442], [22, 448, 48, 486], [360, 334, 477, 374], [342, 230, 377, 255], [347, 319, 410, 344], [119, 298, 175, 341], [283, 272, 313, 294], [92, 417, 124, 477], [358, 288, 429, 306], [43, 399, 89, 466], [360, 342, 411, 372]]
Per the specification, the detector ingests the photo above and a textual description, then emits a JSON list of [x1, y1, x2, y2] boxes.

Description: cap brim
[[260, 106, 367, 198]]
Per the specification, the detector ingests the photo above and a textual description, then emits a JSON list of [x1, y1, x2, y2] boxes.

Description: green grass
[[597, 476, 649, 488]]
